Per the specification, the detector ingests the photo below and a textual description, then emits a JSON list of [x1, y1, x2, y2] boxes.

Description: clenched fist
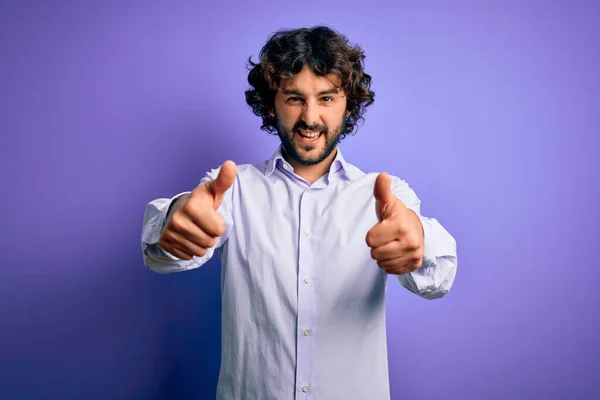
[[159, 161, 237, 260], [366, 173, 425, 275]]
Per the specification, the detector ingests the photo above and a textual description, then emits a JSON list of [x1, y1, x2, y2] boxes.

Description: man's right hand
[[158, 161, 237, 260]]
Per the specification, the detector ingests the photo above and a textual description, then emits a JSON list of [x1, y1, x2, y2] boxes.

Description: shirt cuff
[[400, 215, 457, 299], [141, 191, 191, 260]]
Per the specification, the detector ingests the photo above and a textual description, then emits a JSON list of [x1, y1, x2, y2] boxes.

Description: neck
[[282, 147, 339, 184]]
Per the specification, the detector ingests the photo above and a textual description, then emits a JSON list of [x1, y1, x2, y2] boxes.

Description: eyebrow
[[281, 88, 340, 97]]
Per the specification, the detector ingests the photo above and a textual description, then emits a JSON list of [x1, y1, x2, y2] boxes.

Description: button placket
[[295, 188, 317, 398]]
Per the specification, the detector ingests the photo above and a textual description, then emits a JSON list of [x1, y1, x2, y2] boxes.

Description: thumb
[[374, 172, 395, 220], [206, 160, 237, 210]]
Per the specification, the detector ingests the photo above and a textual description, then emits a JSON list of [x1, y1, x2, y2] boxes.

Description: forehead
[[278, 65, 342, 93]]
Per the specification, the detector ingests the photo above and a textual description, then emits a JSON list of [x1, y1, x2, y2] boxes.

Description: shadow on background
[[0, 115, 241, 399], [151, 258, 222, 400]]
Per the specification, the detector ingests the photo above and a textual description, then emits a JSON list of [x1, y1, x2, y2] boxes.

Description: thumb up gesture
[[159, 161, 237, 260], [365, 173, 425, 275]]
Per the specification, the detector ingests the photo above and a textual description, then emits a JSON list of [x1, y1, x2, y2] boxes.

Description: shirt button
[[303, 329, 311, 336], [304, 277, 311, 284], [305, 229, 311, 236], [302, 385, 309, 393]]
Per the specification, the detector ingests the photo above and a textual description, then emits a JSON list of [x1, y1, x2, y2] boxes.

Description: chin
[[295, 147, 323, 162], [296, 150, 329, 166]]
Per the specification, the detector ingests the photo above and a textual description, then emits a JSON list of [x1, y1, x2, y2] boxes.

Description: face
[[272, 65, 349, 166]]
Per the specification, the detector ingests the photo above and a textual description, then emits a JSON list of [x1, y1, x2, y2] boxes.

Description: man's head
[[245, 26, 375, 166]]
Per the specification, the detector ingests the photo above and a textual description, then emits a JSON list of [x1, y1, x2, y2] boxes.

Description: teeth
[[299, 130, 319, 138]]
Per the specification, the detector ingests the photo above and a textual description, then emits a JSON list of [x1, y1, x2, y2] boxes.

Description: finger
[[206, 161, 237, 210], [159, 236, 193, 260], [374, 173, 394, 220], [160, 227, 212, 259], [168, 213, 219, 248], [172, 235, 210, 258], [365, 220, 396, 248], [377, 256, 411, 274], [182, 200, 227, 238], [168, 247, 194, 261], [377, 253, 423, 274], [370, 240, 402, 261], [194, 210, 226, 238]]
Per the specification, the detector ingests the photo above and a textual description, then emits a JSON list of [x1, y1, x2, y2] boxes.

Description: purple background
[[1, 1, 599, 399]]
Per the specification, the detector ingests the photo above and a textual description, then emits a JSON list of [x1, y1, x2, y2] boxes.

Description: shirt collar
[[264, 144, 356, 182]]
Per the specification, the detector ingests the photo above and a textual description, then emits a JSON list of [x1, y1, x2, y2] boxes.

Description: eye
[[286, 97, 303, 103], [320, 96, 334, 103]]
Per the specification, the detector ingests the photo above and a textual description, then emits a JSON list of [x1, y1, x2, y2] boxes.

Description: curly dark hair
[[245, 26, 375, 140]]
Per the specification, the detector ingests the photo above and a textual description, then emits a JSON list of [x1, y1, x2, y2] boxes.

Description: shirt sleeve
[[390, 176, 457, 300], [140, 166, 235, 274]]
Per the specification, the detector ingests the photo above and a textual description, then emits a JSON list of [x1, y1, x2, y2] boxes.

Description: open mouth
[[295, 129, 322, 144]]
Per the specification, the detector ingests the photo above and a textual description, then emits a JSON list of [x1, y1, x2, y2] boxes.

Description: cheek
[[276, 107, 301, 127], [324, 109, 348, 129]]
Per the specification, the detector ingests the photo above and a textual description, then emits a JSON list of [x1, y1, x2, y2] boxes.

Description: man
[[141, 26, 457, 400]]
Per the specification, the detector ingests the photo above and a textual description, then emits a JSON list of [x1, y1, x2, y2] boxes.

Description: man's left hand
[[365, 173, 424, 275]]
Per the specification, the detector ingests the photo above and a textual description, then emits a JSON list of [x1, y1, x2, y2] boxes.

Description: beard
[[275, 112, 346, 166]]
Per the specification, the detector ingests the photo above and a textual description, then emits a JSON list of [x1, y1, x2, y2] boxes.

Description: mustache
[[294, 121, 327, 132]]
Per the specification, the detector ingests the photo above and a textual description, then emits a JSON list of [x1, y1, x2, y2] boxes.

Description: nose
[[301, 101, 319, 128]]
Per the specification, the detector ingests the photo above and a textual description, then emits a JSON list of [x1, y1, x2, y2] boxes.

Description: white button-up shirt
[[141, 145, 457, 399]]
